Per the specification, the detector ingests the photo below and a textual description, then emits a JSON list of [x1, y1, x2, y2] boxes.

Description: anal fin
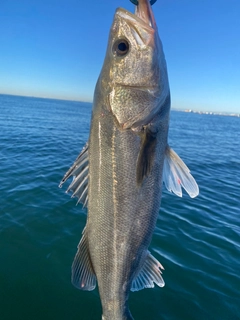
[[71, 228, 96, 291], [131, 251, 164, 292]]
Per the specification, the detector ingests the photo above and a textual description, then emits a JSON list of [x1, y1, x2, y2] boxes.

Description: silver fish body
[[88, 99, 168, 320], [60, 1, 199, 319]]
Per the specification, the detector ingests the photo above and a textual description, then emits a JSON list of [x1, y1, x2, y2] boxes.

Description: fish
[[59, 0, 199, 319]]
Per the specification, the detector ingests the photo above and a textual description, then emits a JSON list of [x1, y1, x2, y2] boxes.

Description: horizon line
[[0, 92, 239, 117]]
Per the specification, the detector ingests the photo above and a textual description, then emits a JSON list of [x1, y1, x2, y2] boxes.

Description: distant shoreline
[[0, 93, 239, 118], [176, 109, 240, 118]]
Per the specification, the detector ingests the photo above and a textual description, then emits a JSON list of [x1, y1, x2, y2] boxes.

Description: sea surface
[[0, 94, 239, 320]]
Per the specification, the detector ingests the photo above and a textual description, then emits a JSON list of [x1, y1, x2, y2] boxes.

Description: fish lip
[[114, 83, 159, 94], [134, 0, 157, 28], [116, 7, 155, 31]]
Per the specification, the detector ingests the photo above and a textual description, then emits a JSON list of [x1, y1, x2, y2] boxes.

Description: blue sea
[[1, 94, 239, 320]]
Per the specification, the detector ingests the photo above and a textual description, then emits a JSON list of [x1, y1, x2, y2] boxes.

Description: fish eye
[[113, 39, 129, 57]]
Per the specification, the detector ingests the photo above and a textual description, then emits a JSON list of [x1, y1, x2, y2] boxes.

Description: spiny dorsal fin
[[59, 142, 89, 207], [131, 251, 164, 292], [163, 145, 199, 198], [71, 228, 96, 291], [136, 129, 157, 185]]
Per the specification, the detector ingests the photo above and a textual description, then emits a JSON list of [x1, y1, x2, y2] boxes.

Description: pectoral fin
[[131, 251, 164, 292], [71, 228, 96, 291], [136, 129, 157, 185], [163, 145, 199, 198], [59, 142, 89, 207]]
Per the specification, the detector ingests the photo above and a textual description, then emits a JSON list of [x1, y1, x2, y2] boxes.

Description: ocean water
[[0, 93, 239, 320]]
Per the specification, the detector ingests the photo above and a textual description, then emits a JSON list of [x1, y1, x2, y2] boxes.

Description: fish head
[[97, 0, 170, 131]]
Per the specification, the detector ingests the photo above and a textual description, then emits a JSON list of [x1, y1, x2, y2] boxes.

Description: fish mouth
[[134, 0, 156, 28], [116, 0, 156, 30], [115, 0, 157, 47], [115, 84, 159, 95]]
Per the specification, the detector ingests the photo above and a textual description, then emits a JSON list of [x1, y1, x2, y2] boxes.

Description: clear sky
[[0, 0, 239, 113]]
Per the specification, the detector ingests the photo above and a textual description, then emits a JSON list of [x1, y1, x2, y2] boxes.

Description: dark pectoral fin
[[136, 129, 157, 185]]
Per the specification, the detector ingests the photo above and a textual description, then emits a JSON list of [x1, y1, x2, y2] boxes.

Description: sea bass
[[59, 0, 199, 319]]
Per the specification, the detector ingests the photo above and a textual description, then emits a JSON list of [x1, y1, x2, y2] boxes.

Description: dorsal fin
[[59, 142, 89, 207], [71, 228, 96, 291]]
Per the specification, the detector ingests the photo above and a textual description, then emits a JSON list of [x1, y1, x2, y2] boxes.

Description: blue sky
[[0, 0, 239, 113]]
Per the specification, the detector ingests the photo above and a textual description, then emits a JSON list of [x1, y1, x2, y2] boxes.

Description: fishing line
[[130, 0, 157, 6]]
